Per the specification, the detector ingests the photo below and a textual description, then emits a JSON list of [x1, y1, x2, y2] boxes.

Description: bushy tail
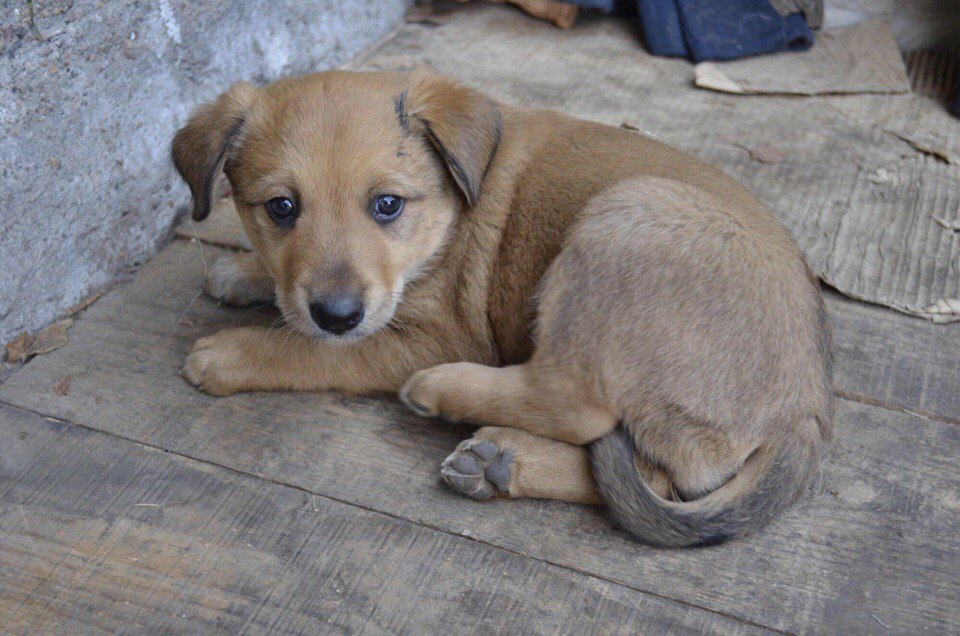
[[589, 420, 823, 548]]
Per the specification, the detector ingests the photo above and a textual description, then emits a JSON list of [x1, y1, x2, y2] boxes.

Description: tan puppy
[[172, 70, 833, 547]]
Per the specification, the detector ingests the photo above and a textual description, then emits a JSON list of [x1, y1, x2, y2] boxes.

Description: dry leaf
[[749, 145, 786, 164], [53, 374, 73, 396], [4, 318, 74, 362], [4, 332, 30, 363]]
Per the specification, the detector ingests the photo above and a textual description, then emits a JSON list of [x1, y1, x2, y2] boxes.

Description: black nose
[[309, 296, 365, 335]]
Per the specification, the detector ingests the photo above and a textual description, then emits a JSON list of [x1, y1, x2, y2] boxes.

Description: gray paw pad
[[440, 439, 514, 500]]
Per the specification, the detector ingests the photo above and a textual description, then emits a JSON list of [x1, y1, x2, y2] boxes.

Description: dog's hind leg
[[204, 251, 275, 306], [440, 426, 601, 504], [440, 426, 675, 504], [400, 360, 617, 445]]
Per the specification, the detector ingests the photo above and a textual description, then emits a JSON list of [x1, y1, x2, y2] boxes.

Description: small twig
[[872, 614, 888, 629], [933, 216, 960, 234], [26, 0, 44, 41]]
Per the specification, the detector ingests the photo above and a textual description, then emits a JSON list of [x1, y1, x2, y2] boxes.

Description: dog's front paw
[[204, 253, 274, 306], [440, 435, 515, 500], [399, 367, 446, 418], [400, 363, 477, 419], [182, 328, 255, 396]]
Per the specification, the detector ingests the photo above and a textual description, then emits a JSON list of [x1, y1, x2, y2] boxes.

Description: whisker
[[173, 220, 208, 335]]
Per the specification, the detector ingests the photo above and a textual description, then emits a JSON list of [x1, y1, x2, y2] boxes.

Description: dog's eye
[[265, 197, 298, 227], [371, 194, 404, 224]]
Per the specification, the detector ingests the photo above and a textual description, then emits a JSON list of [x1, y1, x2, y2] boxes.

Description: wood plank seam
[[835, 389, 960, 427], [0, 398, 789, 635]]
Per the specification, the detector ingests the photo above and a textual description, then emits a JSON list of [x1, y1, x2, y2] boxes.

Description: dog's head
[[172, 70, 501, 340]]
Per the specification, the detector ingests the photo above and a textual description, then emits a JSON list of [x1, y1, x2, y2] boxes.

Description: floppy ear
[[171, 82, 255, 221], [407, 71, 502, 207]]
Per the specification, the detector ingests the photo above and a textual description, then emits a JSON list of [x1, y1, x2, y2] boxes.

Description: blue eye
[[265, 196, 298, 227], [372, 194, 404, 224]]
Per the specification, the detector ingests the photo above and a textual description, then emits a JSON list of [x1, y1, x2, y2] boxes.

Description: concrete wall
[[0, 0, 410, 345]]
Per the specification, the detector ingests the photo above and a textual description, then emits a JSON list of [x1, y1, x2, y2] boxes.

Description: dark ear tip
[[464, 187, 479, 209], [191, 200, 211, 222]]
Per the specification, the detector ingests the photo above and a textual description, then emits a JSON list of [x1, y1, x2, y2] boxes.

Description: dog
[[172, 69, 833, 547]]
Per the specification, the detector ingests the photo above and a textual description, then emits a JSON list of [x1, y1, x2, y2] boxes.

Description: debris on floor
[[934, 216, 960, 234], [747, 144, 787, 164], [65, 291, 105, 317], [867, 167, 892, 184], [4, 318, 74, 363], [693, 20, 909, 95], [53, 373, 73, 396]]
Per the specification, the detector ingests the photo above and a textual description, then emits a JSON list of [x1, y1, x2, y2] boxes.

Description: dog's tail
[[589, 417, 824, 548]]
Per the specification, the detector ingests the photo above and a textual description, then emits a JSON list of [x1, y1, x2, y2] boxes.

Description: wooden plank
[[354, 2, 960, 322], [2, 242, 959, 633], [0, 405, 753, 634], [826, 289, 960, 421]]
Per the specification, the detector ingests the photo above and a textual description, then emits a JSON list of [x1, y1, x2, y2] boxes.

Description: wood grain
[[0, 404, 758, 634], [2, 241, 959, 633], [826, 289, 960, 421]]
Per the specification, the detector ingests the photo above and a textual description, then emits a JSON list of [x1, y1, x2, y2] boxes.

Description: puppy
[[172, 70, 833, 547]]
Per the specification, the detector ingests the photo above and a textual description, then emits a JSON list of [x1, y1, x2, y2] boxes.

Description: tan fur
[[172, 70, 833, 546], [205, 251, 274, 305]]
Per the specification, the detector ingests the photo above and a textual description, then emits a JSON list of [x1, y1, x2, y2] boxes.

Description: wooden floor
[[3, 10, 960, 636]]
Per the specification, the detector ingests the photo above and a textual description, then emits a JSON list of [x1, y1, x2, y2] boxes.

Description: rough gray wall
[[0, 0, 409, 345]]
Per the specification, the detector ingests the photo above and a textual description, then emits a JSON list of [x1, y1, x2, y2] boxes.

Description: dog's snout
[[309, 295, 365, 335]]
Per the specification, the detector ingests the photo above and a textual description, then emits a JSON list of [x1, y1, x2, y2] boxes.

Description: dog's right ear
[[171, 82, 255, 221], [406, 70, 502, 208]]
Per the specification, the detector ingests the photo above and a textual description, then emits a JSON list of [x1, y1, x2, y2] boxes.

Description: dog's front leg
[[182, 326, 419, 397], [204, 252, 275, 306]]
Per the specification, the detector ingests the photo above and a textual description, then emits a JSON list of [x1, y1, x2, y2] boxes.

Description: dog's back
[[476, 108, 833, 545]]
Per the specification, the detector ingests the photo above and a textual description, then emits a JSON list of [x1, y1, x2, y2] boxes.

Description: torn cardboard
[[694, 20, 910, 96]]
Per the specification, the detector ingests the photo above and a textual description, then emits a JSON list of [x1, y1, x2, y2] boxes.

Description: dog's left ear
[[406, 71, 502, 208], [172, 82, 255, 221]]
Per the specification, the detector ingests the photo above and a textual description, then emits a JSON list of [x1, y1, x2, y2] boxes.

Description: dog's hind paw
[[440, 438, 514, 500]]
